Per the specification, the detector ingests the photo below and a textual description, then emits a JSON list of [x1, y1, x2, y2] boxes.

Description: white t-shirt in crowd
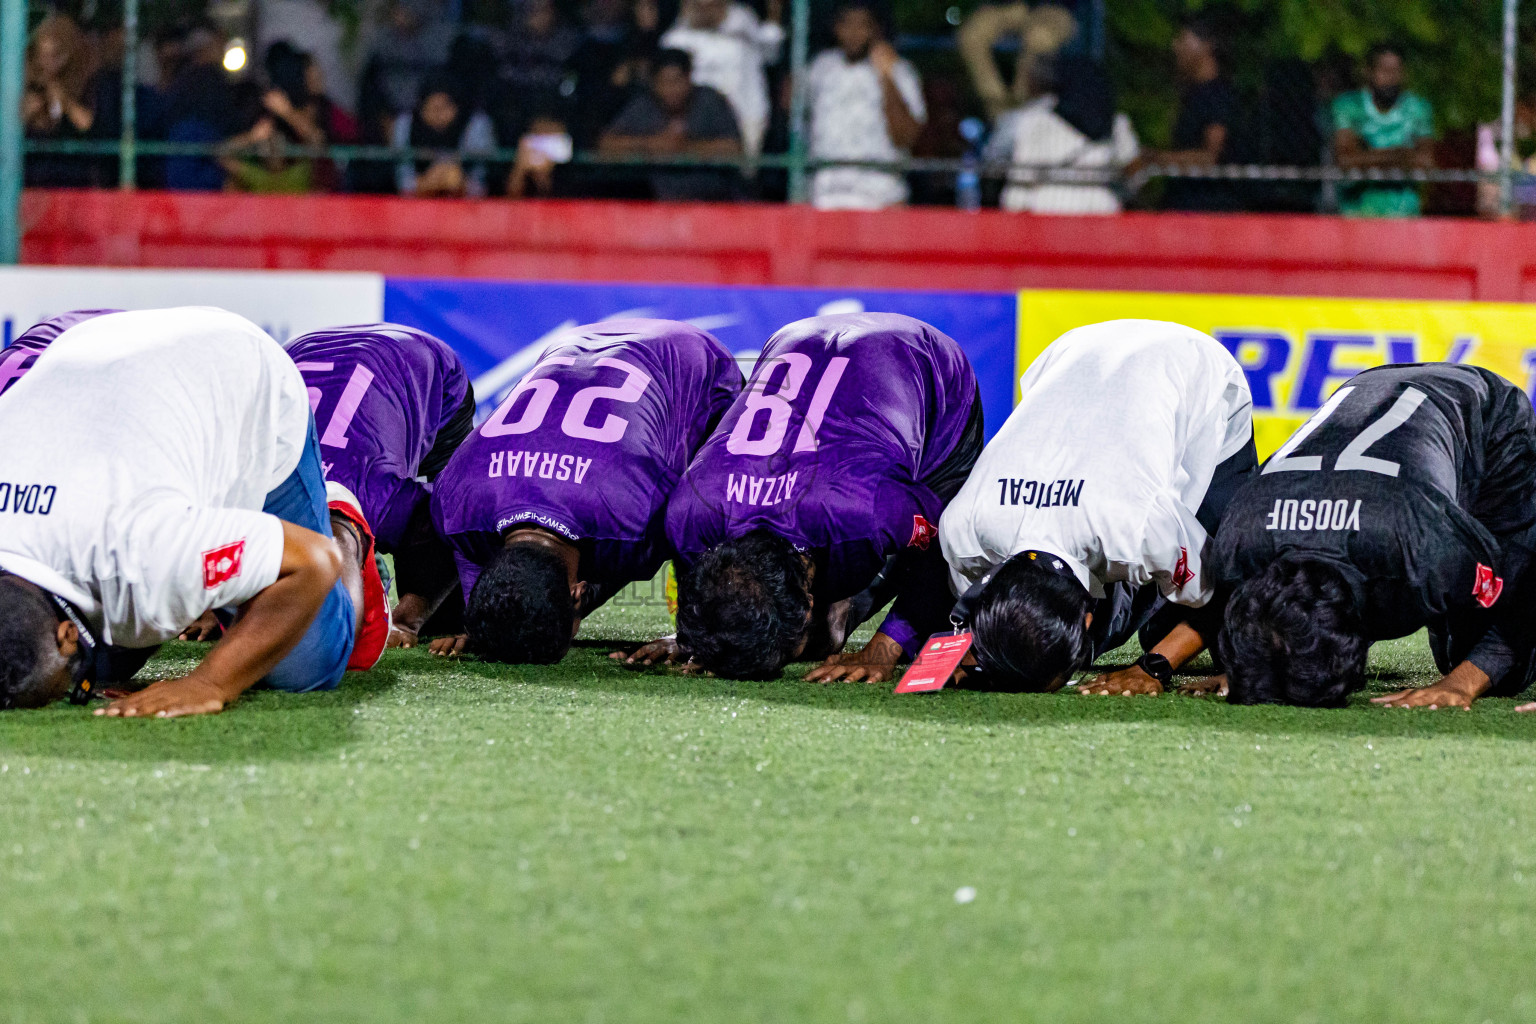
[[986, 95, 1139, 215], [662, 3, 783, 156], [940, 319, 1253, 607], [0, 307, 312, 647], [807, 48, 926, 211]]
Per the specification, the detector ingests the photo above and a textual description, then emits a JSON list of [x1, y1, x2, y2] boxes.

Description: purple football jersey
[[286, 323, 471, 550], [432, 319, 741, 600], [0, 310, 121, 397], [666, 313, 978, 648]]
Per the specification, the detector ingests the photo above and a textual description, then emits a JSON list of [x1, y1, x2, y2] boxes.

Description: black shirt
[[1163, 76, 1238, 211], [1213, 364, 1536, 687], [606, 85, 743, 201]]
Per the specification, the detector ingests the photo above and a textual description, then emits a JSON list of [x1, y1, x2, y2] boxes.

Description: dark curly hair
[[675, 529, 812, 680], [0, 578, 65, 710], [1220, 557, 1368, 708], [463, 542, 574, 664], [968, 557, 1093, 692]]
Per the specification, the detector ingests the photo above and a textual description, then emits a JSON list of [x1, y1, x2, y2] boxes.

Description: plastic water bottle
[[956, 116, 985, 212]]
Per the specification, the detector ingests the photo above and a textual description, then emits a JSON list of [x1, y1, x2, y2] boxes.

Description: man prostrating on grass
[[1214, 364, 1536, 709], [0, 307, 387, 716], [429, 319, 740, 664], [651, 312, 984, 681], [287, 323, 475, 649], [939, 319, 1256, 694]]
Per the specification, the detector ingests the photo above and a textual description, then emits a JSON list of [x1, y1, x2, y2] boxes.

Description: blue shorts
[[258, 417, 357, 692]]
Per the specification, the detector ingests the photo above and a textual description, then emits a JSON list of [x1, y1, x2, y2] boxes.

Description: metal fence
[[0, 0, 1528, 262]]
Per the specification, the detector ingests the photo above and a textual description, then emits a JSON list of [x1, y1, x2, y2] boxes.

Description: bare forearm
[[1336, 146, 1420, 169], [881, 77, 921, 150], [684, 138, 743, 159], [186, 569, 334, 700], [393, 588, 452, 635], [599, 134, 655, 156], [1153, 148, 1219, 167], [1148, 621, 1207, 670]]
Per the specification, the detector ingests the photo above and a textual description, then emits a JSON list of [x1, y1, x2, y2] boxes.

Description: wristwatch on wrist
[[1136, 652, 1174, 686]]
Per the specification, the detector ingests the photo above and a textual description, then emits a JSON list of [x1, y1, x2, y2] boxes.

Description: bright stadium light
[[223, 40, 247, 73]]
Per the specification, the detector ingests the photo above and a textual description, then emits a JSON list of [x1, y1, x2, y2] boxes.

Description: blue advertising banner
[[383, 278, 1019, 438]]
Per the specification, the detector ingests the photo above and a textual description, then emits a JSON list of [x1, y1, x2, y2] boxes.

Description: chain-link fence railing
[[1, 0, 1530, 260]]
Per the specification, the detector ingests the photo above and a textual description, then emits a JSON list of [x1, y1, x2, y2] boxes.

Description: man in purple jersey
[[429, 319, 740, 664], [652, 312, 983, 681], [286, 323, 475, 648], [0, 310, 121, 397]]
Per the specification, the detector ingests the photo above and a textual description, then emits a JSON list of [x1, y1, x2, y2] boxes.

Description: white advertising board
[[0, 267, 386, 346]]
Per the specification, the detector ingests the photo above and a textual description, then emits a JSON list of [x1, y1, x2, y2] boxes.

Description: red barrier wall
[[20, 189, 1536, 301]]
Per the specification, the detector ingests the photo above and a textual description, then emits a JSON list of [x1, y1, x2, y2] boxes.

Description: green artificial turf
[[3, 584, 1536, 1024]]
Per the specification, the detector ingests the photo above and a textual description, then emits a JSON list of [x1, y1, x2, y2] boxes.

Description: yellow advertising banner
[[1017, 289, 1536, 457]]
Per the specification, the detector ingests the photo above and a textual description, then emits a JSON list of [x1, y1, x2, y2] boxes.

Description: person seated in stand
[[985, 54, 1138, 215], [659, 0, 782, 157], [0, 307, 389, 716], [430, 319, 739, 663], [939, 319, 1256, 695], [805, 1, 926, 211], [286, 324, 475, 648], [1214, 364, 1536, 709], [506, 111, 576, 199], [598, 48, 744, 201], [21, 15, 98, 188], [641, 312, 983, 682], [392, 72, 497, 198], [1332, 42, 1435, 218]]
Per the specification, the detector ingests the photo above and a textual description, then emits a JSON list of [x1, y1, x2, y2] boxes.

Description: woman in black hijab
[[391, 70, 498, 196]]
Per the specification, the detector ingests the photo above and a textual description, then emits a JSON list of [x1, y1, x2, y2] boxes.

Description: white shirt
[[988, 96, 1139, 214], [807, 48, 926, 211], [0, 307, 312, 647], [662, 4, 782, 155], [940, 319, 1253, 607]]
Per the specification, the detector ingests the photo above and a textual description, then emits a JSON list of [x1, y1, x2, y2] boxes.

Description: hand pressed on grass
[[95, 675, 232, 718], [804, 632, 904, 684], [610, 636, 686, 667], [1372, 661, 1490, 710], [1078, 665, 1163, 696], [429, 634, 469, 657]]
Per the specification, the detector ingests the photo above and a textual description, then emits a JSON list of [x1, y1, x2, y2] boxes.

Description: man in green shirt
[[1332, 43, 1435, 217]]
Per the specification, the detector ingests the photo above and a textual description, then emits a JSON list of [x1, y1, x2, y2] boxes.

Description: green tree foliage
[[898, 0, 1535, 145], [1107, 0, 1531, 142]]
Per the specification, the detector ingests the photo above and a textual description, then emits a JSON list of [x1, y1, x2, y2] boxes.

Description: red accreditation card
[[894, 631, 973, 694]]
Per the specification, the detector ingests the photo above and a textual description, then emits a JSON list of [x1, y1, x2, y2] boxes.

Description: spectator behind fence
[[220, 42, 360, 194], [162, 22, 242, 191], [392, 73, 498, 197], [985, 54, 1136, 215], [957, 3, 1076, 123], [507, 110, 576, 197], [1332, 44, 1434, 218], [360, 0, 457, 140], [82, 24, 167, 187], [660, 0, 782, 156], [257, 0, 358, 114], [806, 2, 924, 211], [495, 0, 583, 127], [599, 47, 744, 200], [21, 15, 97, 188], [1145, 15, 1237, 212], [570, 0, 661, 150]]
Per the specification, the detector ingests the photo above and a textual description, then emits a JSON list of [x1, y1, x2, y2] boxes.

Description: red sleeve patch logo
[[1475, 563, 1504, 609], [203, 540, 246, 590], [909, 514, 939, 550], [1172, 547, 1195, 588]]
